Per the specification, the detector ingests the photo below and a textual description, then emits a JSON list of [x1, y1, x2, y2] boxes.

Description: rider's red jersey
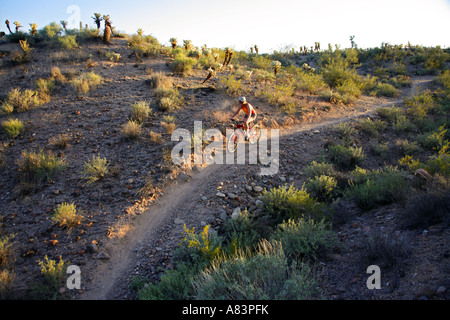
[[241, 103, 255, 116]]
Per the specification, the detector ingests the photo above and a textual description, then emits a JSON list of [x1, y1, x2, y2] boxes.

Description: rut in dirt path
[[79, 77, 433, 300]]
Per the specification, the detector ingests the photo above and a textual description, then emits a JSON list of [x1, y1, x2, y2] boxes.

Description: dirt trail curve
[[79, 76, 433, 300]]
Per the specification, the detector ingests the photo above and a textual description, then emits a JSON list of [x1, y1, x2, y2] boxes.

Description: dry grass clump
[[1, 118, 24, 138], [51, 202, 83, 231], [0, 88, 40, 114], [121, 120, 142, 140], [71, 72, 102, 94], [130, 101, 152, 123], [82, 154, 109, 184], [148, 72, 173, 89]]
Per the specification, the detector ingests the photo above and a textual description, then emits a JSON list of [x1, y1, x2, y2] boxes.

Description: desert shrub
[[332, 122, 358, 139], [370, 141, 390, 159], [401, 191, 450, 229], [172, 53, 197, 75], [161, 121, 176, 134], [1, 88, 40, 113], [345, 166, 409, 210], [305, 175, 338, 201], [36, 255, 67, 299], [356, 118, 387, 138], [253, 69, 276, 83], [148, 72, 172, 89], [295, 71, 328, 95], [49, 134, 71, 149], [222, 210, 262, 250], [423, 47, 450, 73], [252, 55, 272, 70], [271, 218, 337, 263], [376, 107, 402, 123], [128, 34, 161, 58], [193, 240, 318, 300], [218, 74, 243, 96], [0, 269, 14, 298], [2, 118, 24, 138], [121, 120, 142, 140], [393, 115, 417, 134], [395, 139, 420, 155], [303, 161, 337, 178], [52, 202, 83, 230], [417, 125, 447, 151], [360, 233, 410, 269], [40, 22, 63, 39], [261, 84, 295, 107], [372, 82, 399, 97], [55, 35, 78, 49], [71, 72, 101, 94], [149, 131, 163, 144], [154, 88, 183, 112], [17, 149, 65, 183], [130, 101, 152, 123], [404, 90, 436, 119], [260, 184, 325, 223], [0, 234, 15, 269], [328, 144, 365, 169], [82, 154, 109, 183]]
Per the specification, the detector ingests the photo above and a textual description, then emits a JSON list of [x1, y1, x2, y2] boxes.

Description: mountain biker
[[230, 97, 257, 139]]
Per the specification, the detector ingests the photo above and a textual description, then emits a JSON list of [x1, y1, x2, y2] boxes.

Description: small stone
[[174, 218, 185, 225], [253, 186, 263, 193], [231, 207, 241, 220], [216, 192, 226, 198], [201, 196, 208, 201], [96, 251, 110, 260], [227, 193, 238, 199], [436, 286, 447, 295]]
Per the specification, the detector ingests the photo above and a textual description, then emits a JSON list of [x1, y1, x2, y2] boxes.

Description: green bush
[[193, 240, 318, 300], [260, 184, 325, 223], [303, 161, 336, 178], [172, 53, 197, 75], [218, 74, 243, 96], [328, 144, 365, 169], [393, 115, 417, 134], [1, 88, 40, 113], [2, 118, 24, 138], [305, 175, 338, 201], [356, 118, 387, 138], [271, 218, 337, 263], [18, 149, 65, 183], [82, 154, 109, 184], [345, 166, 409, 210], [376, 106, 401, 123], [55, 35, 78, 49], [222, 210, 262, 250]]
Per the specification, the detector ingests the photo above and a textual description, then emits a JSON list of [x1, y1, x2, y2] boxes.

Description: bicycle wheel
[[248, 124, 261, 144], [227, 131, 238, 153]]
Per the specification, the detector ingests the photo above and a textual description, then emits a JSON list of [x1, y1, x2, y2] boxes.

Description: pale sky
[[1, 0, 449, 53]]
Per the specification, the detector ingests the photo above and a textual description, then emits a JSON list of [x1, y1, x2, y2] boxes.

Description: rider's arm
[[230, 105, 241, 119]]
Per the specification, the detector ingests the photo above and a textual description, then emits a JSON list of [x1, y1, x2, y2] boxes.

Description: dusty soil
[[0, 38, 448, 300]]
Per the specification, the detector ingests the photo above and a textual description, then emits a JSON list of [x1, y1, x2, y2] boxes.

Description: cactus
[[169, 37, 177, 49], [202, 67, 216, 84], [13, 21, 22, 33], [92, 13, 103, 30], [183, 40, 192, 51], [60, 21, 68, 32], [271, 60, 282, 76], [103, 25, 111, 43], [29, 23, 38, 36], [254, 45, 259, 54], [5, 20, 12, 34]]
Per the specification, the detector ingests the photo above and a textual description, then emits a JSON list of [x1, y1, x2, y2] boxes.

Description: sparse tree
[[183, 39, 192, 51], [92, 13, 103, 30]]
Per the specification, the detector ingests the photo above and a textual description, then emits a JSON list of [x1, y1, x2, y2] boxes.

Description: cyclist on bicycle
[[230, 96, 257, 139]]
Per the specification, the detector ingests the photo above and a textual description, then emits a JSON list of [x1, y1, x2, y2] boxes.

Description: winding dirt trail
[[79, 76, 433, 300]]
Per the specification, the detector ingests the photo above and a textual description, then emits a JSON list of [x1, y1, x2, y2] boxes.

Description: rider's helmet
[[238, 96, 246, 103]]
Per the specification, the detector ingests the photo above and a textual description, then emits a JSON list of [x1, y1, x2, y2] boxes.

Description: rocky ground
[[0, 37, 448, 300]]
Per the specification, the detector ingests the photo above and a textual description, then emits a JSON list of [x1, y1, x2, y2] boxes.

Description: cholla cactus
[[254, 45, 259, 54], [202, 67, 216, 84], [92, 13, 103, 30], [301, 63, 315, 73], [13, 21, 22, 32], [213, 52, 219, 62], [169, 37, 177, 49], [183, 40, 192, 51], [223, 48, 234, 66], [271, 60, 282, 76], [137, 28, 144, 37], [29, 23, 38, 36], [19, 39, 32, 56], [60, 20, 68, 32], [5, 20, 12, 34]]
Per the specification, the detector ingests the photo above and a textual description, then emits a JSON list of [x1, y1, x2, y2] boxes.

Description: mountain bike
[[227, 119, 261, 153]]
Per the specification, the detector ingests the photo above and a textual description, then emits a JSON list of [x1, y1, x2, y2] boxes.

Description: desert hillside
[[0, 19, 449, 301]]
